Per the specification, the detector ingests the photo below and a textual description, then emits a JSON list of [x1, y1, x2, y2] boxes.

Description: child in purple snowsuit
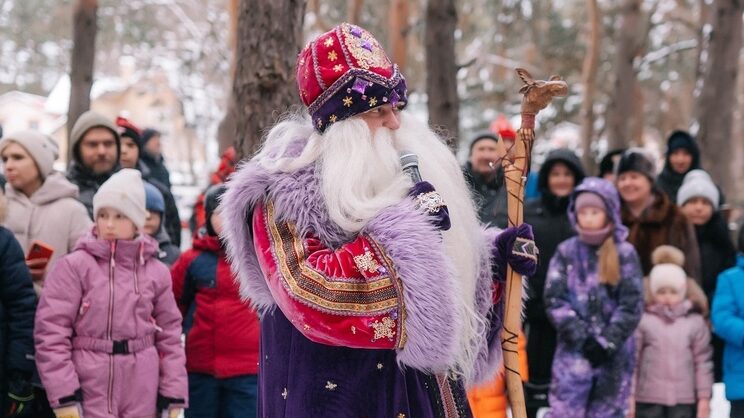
[[633, 245, 713, 418], [34, 169, 188, 418], [544, 177, 644, 418]]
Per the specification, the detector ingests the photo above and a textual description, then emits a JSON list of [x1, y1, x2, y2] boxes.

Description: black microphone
[[399, 151, 422, 183]]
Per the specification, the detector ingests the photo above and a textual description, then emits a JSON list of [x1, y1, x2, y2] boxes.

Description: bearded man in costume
[[221, 23, 537, 417]]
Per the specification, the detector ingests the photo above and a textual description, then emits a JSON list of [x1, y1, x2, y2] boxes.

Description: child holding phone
[[34, 169, 187, 418]]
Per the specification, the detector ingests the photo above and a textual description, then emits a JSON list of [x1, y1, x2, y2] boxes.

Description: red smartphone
[[26, 240, 54, 267]]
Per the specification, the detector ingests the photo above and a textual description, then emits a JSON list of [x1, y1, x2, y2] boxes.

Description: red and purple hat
[[297, 23, 407, 133]]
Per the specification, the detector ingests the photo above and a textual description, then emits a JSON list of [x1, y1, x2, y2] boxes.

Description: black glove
[[582, 337, 611, 367], [6, 371, 34, 418], [157, 394, 185, 414]]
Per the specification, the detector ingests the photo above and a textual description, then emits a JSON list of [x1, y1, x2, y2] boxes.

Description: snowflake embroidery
[[368, 97, 378, 107], [343, 96, 353, 107], [377, 363, 383, 370], [324, 37, 334, 47], [328, 50, 338, 62], [325, 381, 337, 390], [351, 326, 357, 334], [333, 64, 344, 73], [354, 250, 380, 273], [371, 316, 396, 341], [281, 388, 288, 399], [329, 114, 337, 123]]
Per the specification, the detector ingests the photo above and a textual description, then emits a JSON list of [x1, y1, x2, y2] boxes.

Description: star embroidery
[[343, 96, 353, 107], [298, 57, 305, 66], [333, 64, 344, 73], [325, 381, 337, 390], [281, 388, 288, 399], [368, 97, 378, 107], [324, 37, 334, 47], [371, 317, 396, 341], [398, 414, 406, 418], [303, 323, 311, 331], [329, 114, 337, 123], [351, 326, 357, 334], [377, 363, 383, 370], [328, 51, 338, 62], [354, 250, 380, 273]]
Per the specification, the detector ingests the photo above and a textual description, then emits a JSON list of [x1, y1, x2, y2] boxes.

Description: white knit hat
[[677, 169, 719, 209], [0, 130, 59, 178], [93, 169, 147, 229], [649, 245, 687, 295]]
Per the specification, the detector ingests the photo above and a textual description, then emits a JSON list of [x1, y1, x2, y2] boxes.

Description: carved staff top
[[515, 68, 568, 129]]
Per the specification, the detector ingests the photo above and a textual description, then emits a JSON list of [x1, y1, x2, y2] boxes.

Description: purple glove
[[409, 181, 451, 231], [492, 223, 538, 281]]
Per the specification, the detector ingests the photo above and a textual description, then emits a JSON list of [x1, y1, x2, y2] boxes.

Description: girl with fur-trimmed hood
[[544, 177, 644, 418]]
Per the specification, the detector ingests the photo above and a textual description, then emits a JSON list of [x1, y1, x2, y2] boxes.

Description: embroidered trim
[[513, 237, 538, 262], [368, 237, 407, 349], [436, 375, 460, 418], [307, 66, 403, 115], [264, 200, 399, 315]]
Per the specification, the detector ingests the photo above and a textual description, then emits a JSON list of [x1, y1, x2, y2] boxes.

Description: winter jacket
[[694, 212, 736, 304], [463, 162, 508, 228], [467, 331, 528, 418], [190, 147, 236, 234], [154, 226, 180, 267], [171, 233, 260, 378], [711, 255, 744, 401], [622, 189, 701, 280], [4, 173, 91, 293], [523, 148, 585, 384], [0, 226, 36, 399], [140, 151, 171, 191], [34, 228, 188, 416], [139, 161, 181, 247], [634, 301, 713, 405]]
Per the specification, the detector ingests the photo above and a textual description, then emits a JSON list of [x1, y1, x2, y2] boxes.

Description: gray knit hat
[[0, 130, 59, 178], [677, 169, 719, 209], [69, 110, 120, 165]]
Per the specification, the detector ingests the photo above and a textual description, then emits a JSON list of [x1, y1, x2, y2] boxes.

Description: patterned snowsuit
[[544, 178, 644, 418]]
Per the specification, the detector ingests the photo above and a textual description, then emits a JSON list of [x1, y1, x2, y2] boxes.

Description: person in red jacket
[[171, 184, 260, 418]]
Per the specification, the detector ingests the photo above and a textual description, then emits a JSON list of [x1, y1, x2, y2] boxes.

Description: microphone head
[[399, 151, 419, 168]]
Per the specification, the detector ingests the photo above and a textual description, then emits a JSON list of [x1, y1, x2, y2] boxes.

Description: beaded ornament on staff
[[500, 68, 568, 418]]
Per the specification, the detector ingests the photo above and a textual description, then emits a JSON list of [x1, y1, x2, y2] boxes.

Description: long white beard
[[256, 112, 486, 380]]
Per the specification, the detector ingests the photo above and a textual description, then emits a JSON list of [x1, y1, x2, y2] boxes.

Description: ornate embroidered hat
[[296, 23, 408, 133]]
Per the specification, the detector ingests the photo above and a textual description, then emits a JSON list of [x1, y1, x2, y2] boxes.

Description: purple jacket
[[35, 228, 187, 417], [635, 301, 713, 405]]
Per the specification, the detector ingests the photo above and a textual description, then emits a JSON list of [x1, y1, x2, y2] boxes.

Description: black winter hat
[[468, 131, 501, 155], [141, 128, 161, 145], [665, 130, 700, 170], [116, 117, 144, 154], [205, 184, 227, 236], [598, 148, 625, 178], [615, 148, 657, 181], [537, 148, 586, 194]]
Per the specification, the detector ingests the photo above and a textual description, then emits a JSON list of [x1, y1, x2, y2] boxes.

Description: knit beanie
[[598, 148, 625, 178], [69, 110, 120, 165], [116, 116, 144, 153], [677, 169, 719, 209], [204, 184, 227, 236], [468, 132, 501, 155], [93, 169, 147, 229], [141, 128, 161, 145], [575, 191, 606, 213], [649, 245, 687, 295], [667, 130, 698, 156], [0, 130, 59, 178], [144, 182, 165, 214], [615, 148, 656, 181]]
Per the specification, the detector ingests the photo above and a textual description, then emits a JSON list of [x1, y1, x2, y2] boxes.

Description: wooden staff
[[501, 68, 568, 418]]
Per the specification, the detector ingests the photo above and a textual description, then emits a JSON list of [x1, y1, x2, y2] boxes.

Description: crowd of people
[[1, 21, 744, 418], [465, 129, 744, 418]]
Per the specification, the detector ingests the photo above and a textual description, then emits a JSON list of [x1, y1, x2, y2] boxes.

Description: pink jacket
[[634, 300, 713, 406], [35, 228, 188, 417]]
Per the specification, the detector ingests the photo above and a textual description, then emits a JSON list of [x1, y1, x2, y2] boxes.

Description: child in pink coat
[[632, 245, 713, 418], [34, 169, 188, 418]]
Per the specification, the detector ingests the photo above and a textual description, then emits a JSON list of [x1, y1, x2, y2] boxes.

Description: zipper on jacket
[[107, 240, 116, 414]]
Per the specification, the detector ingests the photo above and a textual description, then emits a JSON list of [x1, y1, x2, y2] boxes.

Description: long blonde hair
[[598, 235, 620, 286]]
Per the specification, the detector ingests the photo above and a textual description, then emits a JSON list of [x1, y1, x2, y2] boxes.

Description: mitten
[[409, 181, 451, 231], [492, 223, 538, 280], [582, 337, 611, 367], [6, 371, 34, 418]]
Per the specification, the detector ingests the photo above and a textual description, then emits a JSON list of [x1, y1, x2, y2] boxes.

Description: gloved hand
[[492, 223, 538, 281], [409, 181, 450, 231], [582, 337, 611, 367], [53, 404, 82, 418], [162, 408, 182, 418], [6, 371, 34, 418]]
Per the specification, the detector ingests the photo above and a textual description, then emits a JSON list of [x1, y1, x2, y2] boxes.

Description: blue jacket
[[711, 254, 744, 401]]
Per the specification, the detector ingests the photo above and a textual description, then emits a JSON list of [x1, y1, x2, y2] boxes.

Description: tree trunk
[[693, 0, 743, 197], [347, 0, 364, 24], [233, 0, 306, 160], [425, 0, 459, 151], [67, 0, 98, 166], [217, 0, 240, 155], [580, 0, 601, 172], [606, 0, 642, 150], [389, 0, 409, 74]]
